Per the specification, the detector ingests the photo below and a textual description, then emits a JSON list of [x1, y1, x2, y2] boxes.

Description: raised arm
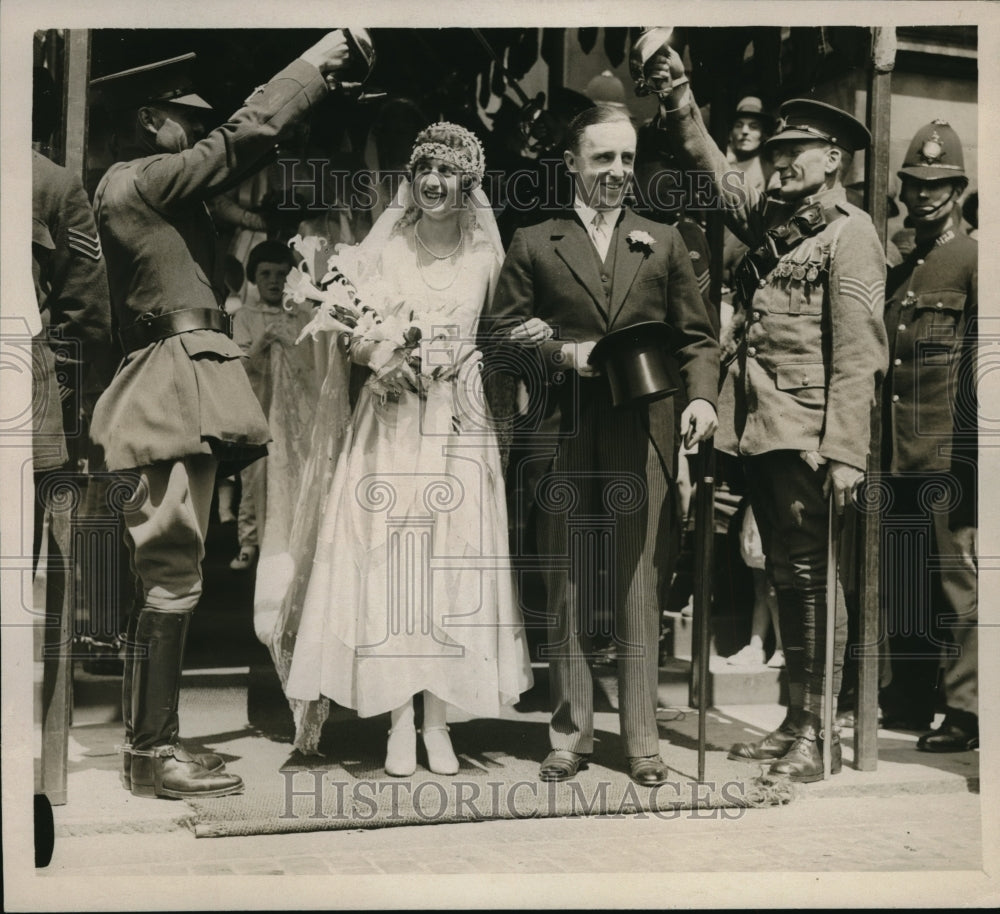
[[647, 46, 769, 247], [136, 32, 350, 209]]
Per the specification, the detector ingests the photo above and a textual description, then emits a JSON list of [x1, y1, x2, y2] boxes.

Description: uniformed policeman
[[878, 121, 978, 752], [649, 47, 888, 781], [89, 34, 354, 799]]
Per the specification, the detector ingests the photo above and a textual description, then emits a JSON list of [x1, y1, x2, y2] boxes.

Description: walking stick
[[823, 492, 840, 780], [693, 438, 716, 783]]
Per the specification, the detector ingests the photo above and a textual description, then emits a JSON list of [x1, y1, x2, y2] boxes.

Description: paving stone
[[277, 857, 333, 874]]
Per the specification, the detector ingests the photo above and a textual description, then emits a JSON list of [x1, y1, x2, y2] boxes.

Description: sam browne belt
[[120, 308, 230, 354], [733, 202, 846, 309]]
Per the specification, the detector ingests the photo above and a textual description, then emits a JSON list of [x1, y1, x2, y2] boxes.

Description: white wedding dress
[[274, 220, 532, 753]]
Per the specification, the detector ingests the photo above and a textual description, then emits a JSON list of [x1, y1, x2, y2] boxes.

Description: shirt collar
[[802, 184, 847, 209], [574, 196, 622, 231]]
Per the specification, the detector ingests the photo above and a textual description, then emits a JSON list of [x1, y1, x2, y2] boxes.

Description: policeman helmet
[[897, 120, 967, 186]]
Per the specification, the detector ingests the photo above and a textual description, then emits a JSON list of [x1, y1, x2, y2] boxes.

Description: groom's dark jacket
[[486, 207, 720, 475]]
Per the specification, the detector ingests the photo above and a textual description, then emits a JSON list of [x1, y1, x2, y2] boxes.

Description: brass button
[[936, 302, 943, 309], [917, 258, 925, 265], [898, 324, 906, 332], [893, 358, 902, 366], [758, 279, 767, 289], [891, 394, 900, 402], [747, 346, 757, 357]]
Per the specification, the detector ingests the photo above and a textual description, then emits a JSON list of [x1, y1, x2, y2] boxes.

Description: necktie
[[590, 211, 611, 261]]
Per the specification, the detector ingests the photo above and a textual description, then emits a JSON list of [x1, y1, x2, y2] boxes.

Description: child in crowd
[[231, 240, 318, 571]]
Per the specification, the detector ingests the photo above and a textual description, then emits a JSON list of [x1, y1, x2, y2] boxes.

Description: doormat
[[187, 716, 794, 838]]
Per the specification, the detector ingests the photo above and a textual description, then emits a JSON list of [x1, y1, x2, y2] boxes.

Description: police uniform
[[879, 121, 978, 750], [88, 51, 331, 799], [661, 96, 888, 780]]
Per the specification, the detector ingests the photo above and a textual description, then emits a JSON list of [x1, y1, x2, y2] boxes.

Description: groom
[[487, 105, 720, 785]]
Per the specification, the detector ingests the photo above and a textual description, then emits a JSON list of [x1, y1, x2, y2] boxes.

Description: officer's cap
[[764, 98, 871, 153], [90, 53, 212, 113], [897, 120, 967, 184]]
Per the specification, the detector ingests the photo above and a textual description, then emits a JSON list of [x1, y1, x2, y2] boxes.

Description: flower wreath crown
[[407, 122, 486, 181]]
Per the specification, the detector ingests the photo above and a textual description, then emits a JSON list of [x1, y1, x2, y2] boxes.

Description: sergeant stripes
[[838, 276, 884, 313], [68, 227, 103, 261]]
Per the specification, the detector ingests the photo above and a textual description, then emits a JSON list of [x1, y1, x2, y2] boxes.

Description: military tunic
[[32, 150, 112, 470], [661, 101, 888, 469], [90, 59, 327, 474]]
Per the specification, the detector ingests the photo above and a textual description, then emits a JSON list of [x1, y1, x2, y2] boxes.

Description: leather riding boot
[[128, 610, 242, 799], [728, 707, 808, 761], [768, 713, 842, 782], [121, 610, 226, 790]]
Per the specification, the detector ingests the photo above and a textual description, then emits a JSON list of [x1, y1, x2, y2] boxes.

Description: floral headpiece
[[407, 122, 486, 181]]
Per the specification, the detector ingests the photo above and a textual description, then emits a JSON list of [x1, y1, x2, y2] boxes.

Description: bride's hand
[[376, 350, 419, 394], [440, 342, 482, 382], [509, 317, 554, 344]]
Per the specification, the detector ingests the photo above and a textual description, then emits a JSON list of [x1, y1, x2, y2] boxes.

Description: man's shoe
[[120, 744, 226, 790], [628, 755, 670, 786], [728, 708, 805, 761], [768, 715, 841, 783], [539, 749, 589, 782], [129, 745, 244, 799], [917, 721, 979, 753]]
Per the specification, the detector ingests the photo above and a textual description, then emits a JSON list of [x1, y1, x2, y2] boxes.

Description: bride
[[264, 122, 533, 776]]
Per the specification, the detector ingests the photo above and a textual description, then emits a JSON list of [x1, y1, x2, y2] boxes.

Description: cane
[[823, 491, 840, 780], [693, 438, 716, 783]]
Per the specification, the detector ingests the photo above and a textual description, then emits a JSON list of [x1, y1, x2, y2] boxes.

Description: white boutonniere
[[626, 230, 656, 252]]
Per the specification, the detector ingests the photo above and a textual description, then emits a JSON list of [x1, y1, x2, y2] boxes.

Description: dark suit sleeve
[[664, 226, 721, 407], [135, 59, 328, 210], [485, 227, 565, 380]]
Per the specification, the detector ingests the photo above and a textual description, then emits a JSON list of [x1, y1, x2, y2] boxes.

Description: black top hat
[[89, 53, 212, 113], [764, 98, 871, 153], [588, 321, 677, 408]]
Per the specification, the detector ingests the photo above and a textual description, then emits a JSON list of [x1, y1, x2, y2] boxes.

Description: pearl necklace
[[415, 223, 464, 291], [415, 221, 464, 259]]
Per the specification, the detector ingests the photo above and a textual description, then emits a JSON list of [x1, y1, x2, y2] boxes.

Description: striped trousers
[[534, 390, 673, 758]]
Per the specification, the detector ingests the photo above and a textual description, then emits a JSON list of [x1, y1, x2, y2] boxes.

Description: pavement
[[18, 660, 995, 911], [15, 520, 996, 910]]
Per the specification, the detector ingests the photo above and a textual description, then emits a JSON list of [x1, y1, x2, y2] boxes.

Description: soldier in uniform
[[878, 121, 978, 752], [32, 69, 113, 560], [650, 48, 888, 781], [88, 33, 353, 799], [32, 69, 113, 705]]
